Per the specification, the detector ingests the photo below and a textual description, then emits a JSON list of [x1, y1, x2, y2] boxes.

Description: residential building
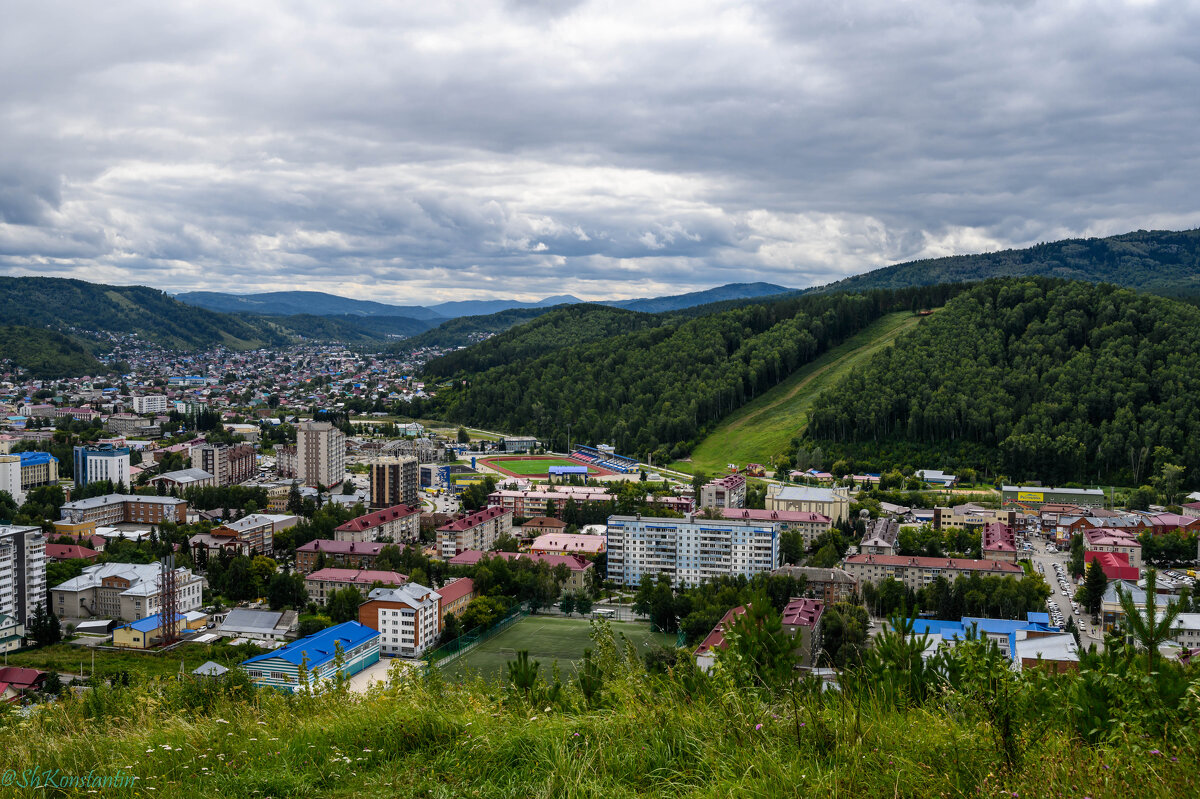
[[765, 484, 850, 523], [358, 583, 441, 657], [0, 614, 24, 654], [275, 445, 297, 479], [771, 565, 858, 605], [1170, 613, 1200, 651], [295, 540, 389, 574], [0, 456, 24, 505], [191, 443, 257, 487], [45, 543, 99, 562], [296, 421, 346, 487], [209, 513, 298, 557], [695, 597, 824, 671], [131, 395, 169, 415], [370, 456, 418, 508], [219, 608, 299, 642], [305, 568, 407, 606], [17, 451, 58, 490], [860, 517, 900, 555], [605, 514, 779, 587], [436, 577, 476, 627], [240, 621, 380, 692], [699, 474, 746, 509], [335, 504, 421, 544], [1000, 485, 1107, 510], [50, 562, 203, 621], [982, 522, 1018, 562], [1084, 551, 1139, 581], [720, 508, 832, 549], [0, 525, 46, 627], [487, 487, 612, 517], [73, 444, 131, 488], [147, 468, 215, 491], [105, 413, 157, 436], [530, 533, 606, 557], [447, 550, 593, 592], [59, 494, 187, 526], [520, 516, 567, 536], [437, 506, 514, 559], [189, 530, 250, 560], [1083, 528, 1143, 569], [843, 554, 1024, 591]]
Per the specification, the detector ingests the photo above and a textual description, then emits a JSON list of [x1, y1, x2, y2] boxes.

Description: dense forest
[[393, 305, 564, 351], [258, 313, 435, 344], [424, 305, 657, 376], [813, 227, 1200, 300], [412, 284, 965, 461], [806, 278, 1200, 485], [0, 325, 105, 378]]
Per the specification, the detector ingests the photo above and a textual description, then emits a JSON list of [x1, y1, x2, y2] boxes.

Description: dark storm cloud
[[0, 0, 1197, 302]]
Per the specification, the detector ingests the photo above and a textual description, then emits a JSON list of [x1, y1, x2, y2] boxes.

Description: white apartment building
[[50, 562, 203, 621], [76, 447, 131, 488], [132, 394, 169, 415], [296, 421, 346, 487], [361, 583, 442, 658], [0, 525, 47, 626], [606, 514, 780, 587], [0, 456, 25, 505]]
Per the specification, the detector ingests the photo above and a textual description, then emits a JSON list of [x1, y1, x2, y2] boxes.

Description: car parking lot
[[1028, 540, 1101, 646]]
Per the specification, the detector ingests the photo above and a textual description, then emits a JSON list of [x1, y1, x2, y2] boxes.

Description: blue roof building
[[906, 613, 1065, 664], [240, 621, 380, 692]]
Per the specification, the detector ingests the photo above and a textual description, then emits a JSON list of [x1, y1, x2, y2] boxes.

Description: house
[[305, 568, 407, 606], [192, 661, 230, 677], [519, 516, 567, 537], [358, 583, 441, 658], [0, 666, 47, 700], [695, 605, 746, 672], [219, 608, 299, 642], [113, 611, 206, 649], [240, 621, 380, 692], [0, 613, 24, 654], [334, 504, 421, 544], [529, 533, 606, 557]]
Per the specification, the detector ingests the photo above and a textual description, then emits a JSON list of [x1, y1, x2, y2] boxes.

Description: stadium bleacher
[[572, 446, 639, 474]]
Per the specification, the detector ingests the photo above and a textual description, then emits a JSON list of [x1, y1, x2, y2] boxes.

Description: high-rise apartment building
[[0, 525, 48, 626], [296, 421, 346, 487], [370, 456, 418, 508], [131, 395, 169, 414], [73, 444, 131, 488]]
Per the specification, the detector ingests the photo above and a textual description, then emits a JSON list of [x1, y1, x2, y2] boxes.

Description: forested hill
[[424, 305, 657, 377], [0, 277, 288, 351], [0, 325, 105, 378], [812, 228, 1200, 299], [416, 284, 965, 461], [805, 278, 1200, 486]]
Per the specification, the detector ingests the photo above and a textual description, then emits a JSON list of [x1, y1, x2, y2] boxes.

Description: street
[[1024, 534, 1103, 649]]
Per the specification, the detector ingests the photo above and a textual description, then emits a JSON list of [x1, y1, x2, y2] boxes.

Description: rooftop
[[305, 568, 407, 585], [241, 621, 379, 669], [438, 506, 511, 532], [336, 504, 421, 533]]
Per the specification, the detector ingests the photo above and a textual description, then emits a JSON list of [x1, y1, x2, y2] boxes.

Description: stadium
[[477, 445, 641, 479]]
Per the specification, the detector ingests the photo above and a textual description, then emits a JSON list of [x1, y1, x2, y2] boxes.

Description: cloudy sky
[[1, 1, 1198, 304]]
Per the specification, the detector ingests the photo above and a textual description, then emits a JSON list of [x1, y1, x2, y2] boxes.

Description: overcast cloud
[[1, 0, 1197, 303]]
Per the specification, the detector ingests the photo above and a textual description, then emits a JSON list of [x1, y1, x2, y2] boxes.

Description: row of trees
[[862, 573, 1051, 621]]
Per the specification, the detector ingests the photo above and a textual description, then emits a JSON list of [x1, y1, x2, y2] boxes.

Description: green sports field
[[477, 456, 609, 477], [441, 615, 676, 680]]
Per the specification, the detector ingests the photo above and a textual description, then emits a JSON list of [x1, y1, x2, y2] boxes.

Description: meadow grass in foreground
[[3, 622, 1198, 798]]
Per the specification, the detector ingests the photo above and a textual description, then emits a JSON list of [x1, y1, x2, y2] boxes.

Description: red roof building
[[335, 504, 421, 544], [1084, 551, 1139, 581], [45, 543, 100, 562], [304, 568, 408, 606]]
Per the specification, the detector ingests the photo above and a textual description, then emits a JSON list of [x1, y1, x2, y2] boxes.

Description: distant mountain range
[[175, 282, 796, 321]]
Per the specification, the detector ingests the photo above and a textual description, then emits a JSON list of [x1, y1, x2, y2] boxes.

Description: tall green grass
[[2, 626, 1197, 798]]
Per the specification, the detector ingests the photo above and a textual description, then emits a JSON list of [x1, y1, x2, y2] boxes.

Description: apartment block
[[295, 540, 388, 574], [296, 421, 346, 487], [437, 506, 513, 559], [0, 525, 48, 626], [606, 514, 779, 587], [191, 443, 257, 487], [59, 494, 187, 526], [370, 456, 418, 508], [334, 504, 421, 544], [699, 474, 746, 509], [843, 554, 1024, 592], [73, 444, 131, 488], [358, 583, 441, 658], [131, 395, 169, 415]]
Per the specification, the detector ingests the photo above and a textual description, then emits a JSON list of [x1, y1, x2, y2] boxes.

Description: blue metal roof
[[18, 451, 57, 466], [241, 621, 379, 669], [118, 612, 185, 634]]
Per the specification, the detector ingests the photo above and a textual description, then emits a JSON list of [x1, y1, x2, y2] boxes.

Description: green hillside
[[805, 277, 1200, 485], [413, 285, 964, 461], [813, 227, 1200, 299], [424, 305, 657, 377], [0, 325, 107, 378], [671, 311, 924, 475], [396, 305, 562, 351], [0, 277, 287, 350]]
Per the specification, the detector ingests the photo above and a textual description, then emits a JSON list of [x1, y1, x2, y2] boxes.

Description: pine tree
[[1083, 559, 1108, 616]]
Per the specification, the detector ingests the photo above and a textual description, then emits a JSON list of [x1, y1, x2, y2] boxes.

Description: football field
[[477, 455, 612, 477], [441, 615, 675, 680]]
